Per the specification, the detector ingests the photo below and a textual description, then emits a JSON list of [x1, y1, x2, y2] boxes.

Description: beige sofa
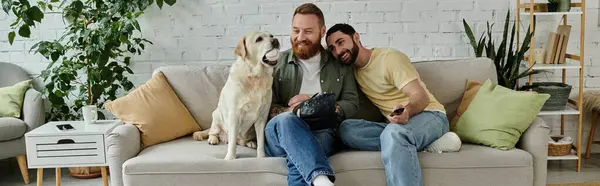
[[106, 57, 549, 186]]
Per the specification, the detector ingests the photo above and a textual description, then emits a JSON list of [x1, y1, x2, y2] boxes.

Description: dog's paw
[[224, 153, 236, 160], [245, 141, 257, 149], [193, 131, 208, 141], [208, 135, 220, 145]]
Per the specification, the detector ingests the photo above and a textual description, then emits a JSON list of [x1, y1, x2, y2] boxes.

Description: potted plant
[[462, 10, 546, 90], [3, 0, 176, 179], [548, 0, 571, 12]]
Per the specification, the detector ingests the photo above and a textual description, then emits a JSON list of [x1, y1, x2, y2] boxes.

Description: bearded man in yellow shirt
[[326, 23, 462, 186]]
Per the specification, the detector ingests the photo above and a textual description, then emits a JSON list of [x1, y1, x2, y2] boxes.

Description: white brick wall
[[2, 0, 600, 152]]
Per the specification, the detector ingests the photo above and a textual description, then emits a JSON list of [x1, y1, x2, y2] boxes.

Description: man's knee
[[267, 112, 306, 133], [380, 124, 413, 146], [339, 119, 364, 144]]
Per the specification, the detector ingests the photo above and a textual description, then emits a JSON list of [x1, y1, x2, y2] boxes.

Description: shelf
[[517, 0, 585, 172], [530, 62, 581, 70], [519, 11, 583, 16], [548, 152, 578, 160], [538, 107, 579, 116], [519, 3, 583, 8], [520, 61, 581, 70]]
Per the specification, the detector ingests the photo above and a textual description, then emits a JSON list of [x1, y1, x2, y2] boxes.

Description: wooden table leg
[[37, 168, 43, 186], [55, 168, 61, 186], [101, 166, 108, 186]]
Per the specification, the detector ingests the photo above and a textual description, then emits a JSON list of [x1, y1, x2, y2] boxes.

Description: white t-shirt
[[298, 53, 322, 95]]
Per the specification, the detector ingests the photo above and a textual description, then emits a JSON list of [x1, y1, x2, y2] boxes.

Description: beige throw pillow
[[105, 71, 201, 148]]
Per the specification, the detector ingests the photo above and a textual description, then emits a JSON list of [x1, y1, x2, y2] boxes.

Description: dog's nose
[[271, 39, 280, 49]]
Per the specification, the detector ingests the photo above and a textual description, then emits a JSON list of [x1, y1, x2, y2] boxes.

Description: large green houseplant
[[462, 10, 545, 90], [3, 0, 176, 121]]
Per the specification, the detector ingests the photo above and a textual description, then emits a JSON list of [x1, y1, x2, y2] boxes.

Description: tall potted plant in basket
[[462, 10, 546, 90], [3, 0, 176, 178]]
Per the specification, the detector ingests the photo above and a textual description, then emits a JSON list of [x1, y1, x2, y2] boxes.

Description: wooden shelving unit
[[516, 0, 586, 172]]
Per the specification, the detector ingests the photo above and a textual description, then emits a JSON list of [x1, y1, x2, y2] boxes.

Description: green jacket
[[270, 48, 359, 120]]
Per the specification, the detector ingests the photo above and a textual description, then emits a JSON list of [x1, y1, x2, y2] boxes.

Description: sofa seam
[[125, 170, 288, 176]]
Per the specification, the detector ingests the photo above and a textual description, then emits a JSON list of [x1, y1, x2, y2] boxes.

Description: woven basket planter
[[521, 82, 572, 111], [548, 135, 572, 156]]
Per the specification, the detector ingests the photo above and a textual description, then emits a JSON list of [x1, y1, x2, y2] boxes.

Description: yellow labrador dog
[[193, 31, 280, 160]]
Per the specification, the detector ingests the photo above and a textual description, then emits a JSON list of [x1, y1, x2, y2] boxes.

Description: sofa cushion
[[413, 58, 497, 119], [123, 136, 288, 176], [153, 65, 230, 130], [124, 137, 531, 176], [455, 79, 550, 150], [105, 72, 201, 148], [0, 117, 26, 141], [450, 79, 483, 131], [330, 144, 532, 171], [330, 144, 533, 186], [0, 79, 32, 118]]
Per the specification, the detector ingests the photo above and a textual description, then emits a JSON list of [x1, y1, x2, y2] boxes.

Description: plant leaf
[[72, 0, 83, 13], [476, 36, 485, 57], [134, 11, 144, 18], [18, 0, 30, 7], [462, 19, 478, 55], [29, 6, 44, 23], [2, 0, 11, 14], [51, 52, 59, 62], [156, 0, 163, 9], [18, 24, 31, 37], [8, 31, 15, 45], [165, 0, 176, 6], [125, 66, 133, 74], [10, 17, 20, 27]]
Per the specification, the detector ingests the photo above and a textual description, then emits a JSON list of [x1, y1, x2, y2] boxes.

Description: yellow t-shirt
[[355, 47, 445, 117]]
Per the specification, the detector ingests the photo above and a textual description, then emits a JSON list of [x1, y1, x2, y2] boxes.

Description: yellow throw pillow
[[450, 79, 482, 131], [105, 71, 201, 148]]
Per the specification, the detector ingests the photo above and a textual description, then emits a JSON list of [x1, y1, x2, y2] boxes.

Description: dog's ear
[[234, 36, 247, 59]]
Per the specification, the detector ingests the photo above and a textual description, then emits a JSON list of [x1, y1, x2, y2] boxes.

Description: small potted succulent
[[548, 0, 571, 12]]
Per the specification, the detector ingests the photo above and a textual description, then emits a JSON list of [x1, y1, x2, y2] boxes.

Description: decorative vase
[[82, 105, 98, 125]]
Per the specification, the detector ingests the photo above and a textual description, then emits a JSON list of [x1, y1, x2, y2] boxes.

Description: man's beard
[[292, 36, 322, 60], [338, 39, 359, 65]]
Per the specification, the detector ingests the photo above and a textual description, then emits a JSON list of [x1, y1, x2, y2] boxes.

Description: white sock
[[424, 132, 462, 153], [312, 175, 334, 186]]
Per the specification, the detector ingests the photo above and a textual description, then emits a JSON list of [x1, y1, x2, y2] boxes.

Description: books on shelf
[[544, 25, 572, 64], [557, 25, 571, 64]]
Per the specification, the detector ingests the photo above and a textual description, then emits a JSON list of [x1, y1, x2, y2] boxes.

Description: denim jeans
[[265, 112, 336, 186], [339, 111, 449, 186]]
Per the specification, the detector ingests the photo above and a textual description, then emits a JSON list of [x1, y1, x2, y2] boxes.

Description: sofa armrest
[[22, 88, 45, 132], [516, 117, 550, 186], [106, 123, 141, 186]]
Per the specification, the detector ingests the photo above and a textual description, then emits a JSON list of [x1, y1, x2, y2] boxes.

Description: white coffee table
[[24, 120, 121, 186]]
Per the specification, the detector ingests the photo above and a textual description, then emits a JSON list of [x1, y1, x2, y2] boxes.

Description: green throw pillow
[[454, 79, 550, 150], [0, 79, 32, 118]]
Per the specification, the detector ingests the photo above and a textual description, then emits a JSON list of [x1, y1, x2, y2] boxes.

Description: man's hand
[[288, 94, 311, 107], [387, 104, 409, 124], [287, 101, 301, 113]]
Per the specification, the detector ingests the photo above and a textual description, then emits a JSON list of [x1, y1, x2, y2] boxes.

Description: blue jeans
[[265, 112, 336, 186], [339, 111, 449, 186]]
